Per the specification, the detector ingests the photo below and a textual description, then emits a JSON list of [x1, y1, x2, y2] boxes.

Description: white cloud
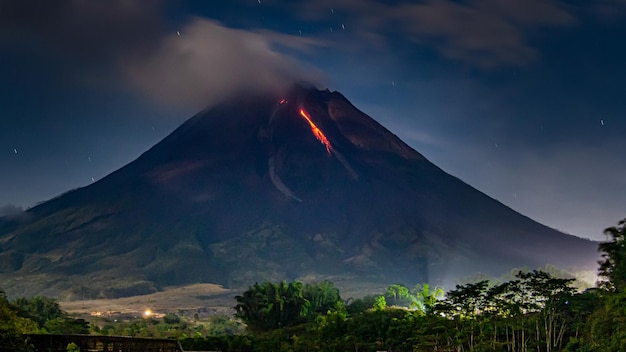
[[122, 19, 326, 109], [0, 204, 24, 218]]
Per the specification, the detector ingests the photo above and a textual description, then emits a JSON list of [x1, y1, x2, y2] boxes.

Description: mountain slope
[[0, 85, 598, 299]]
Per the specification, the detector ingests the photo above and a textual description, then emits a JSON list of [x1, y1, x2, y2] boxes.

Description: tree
[[66, 342, 80, 352], [163, 313, 182, 325], [598, 218, 626, 291], [11, 295, 89, 334], [523, 270, 576, 352], [44, 317, 89, 334], [11, 296, 64, 328], [411, 283, 444, 313], [373, 295, 387, 311], [302, 280, 343, 316], [435, 280, 490, 351], [0, 289, 37, 352], [586, 289, 626, 351], [345, 295, 377, 315], [560, 288, 602, 351], [584, 218, 626, 351], [234, 281, 309, 331], [384, 284, 411, 307], [437, 280, 490, 318]]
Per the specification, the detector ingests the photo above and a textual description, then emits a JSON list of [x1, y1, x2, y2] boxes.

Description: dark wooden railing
[[26, 334, 185, 352]]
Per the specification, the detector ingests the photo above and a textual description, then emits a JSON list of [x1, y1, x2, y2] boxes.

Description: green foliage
[[92, 312, 244, 338], [44, 317, 89, 334], [384, 283, 411, 306], [179, 241, 626, 352], [11, 296, 64, 328], [9, 295, 90, 334], [0, 289, 36, 352], [180, 335, 254, 352], [7, 219, 626, 352], [66, 342, 80, 352], [302, 280, 343, 316], [436, 280, 490, 318], [569, 219, 626, 351], [206, 314, 244, 335], [373, 295, 387, 310], [234, 281, 309, 331], [345, 295, 377, 315], [223, 274, 591, 350], [235, 280, 343, 332], [0, 332, 34, 352], [598, 218, 626, 291], [411, 283, 444, 312], [162, 312, 182, 325], [380, 283, 444, 312]]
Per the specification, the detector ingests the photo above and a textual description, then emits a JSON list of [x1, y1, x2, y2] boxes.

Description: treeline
[[182, 271, 587, 351], [184, 219, 626, 352], [233, 280, 342, 331], [0, 289, 245, 351], [3, 219, 626, 351], [0, 292, 88, 351], [92, 312, 244, 338]]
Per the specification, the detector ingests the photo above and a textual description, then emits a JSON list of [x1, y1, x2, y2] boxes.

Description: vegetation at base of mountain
[[217, 271, 581, 351], [0, 290, 36, 352], [0, 290, 88, 351], [182, 218, 626, 352], [10, 295, 89, 334], [89, 313, 245, 338], [234, 280, 343, 331], [598, 219, 626, 291], [3, 218, 625, 351], [578, 219, 626, 351]]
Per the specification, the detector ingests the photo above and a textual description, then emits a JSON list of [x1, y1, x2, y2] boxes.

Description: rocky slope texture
[[0, 84, 598, 299]]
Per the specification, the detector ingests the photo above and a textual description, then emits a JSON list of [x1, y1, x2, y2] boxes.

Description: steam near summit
[[123, 19, 325, 109]]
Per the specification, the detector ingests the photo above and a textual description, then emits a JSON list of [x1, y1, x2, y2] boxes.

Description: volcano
[[0, 84, 598, 299]]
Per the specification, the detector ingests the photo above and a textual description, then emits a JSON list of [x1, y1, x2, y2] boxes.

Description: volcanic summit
[[0, 84, 598, 299]]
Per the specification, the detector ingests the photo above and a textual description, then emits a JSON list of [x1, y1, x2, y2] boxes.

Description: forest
[[1, 218, 625, 352]]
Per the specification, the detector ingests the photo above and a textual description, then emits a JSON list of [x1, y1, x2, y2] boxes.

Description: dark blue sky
[[1, 0, 625, 240]]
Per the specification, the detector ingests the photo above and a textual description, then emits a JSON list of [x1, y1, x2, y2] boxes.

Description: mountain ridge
[[0, 84, 598, 299]]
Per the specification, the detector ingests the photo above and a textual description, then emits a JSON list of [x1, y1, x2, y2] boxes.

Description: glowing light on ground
[[299, 109, 332, 154], [143, 309, 153, 318]]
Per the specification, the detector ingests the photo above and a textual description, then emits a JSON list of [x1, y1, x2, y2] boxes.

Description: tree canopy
[[598, 218, 626, 291], [234, 280, 344, 331]]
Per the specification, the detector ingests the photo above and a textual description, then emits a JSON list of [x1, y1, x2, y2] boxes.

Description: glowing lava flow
[[299, 109, 332, 154]]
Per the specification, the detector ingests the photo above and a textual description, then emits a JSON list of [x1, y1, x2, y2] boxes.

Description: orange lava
[[299, 109, 332, 154]]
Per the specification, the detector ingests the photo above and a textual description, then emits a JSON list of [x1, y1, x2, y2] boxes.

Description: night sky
[[1, 1, 625, 241]]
